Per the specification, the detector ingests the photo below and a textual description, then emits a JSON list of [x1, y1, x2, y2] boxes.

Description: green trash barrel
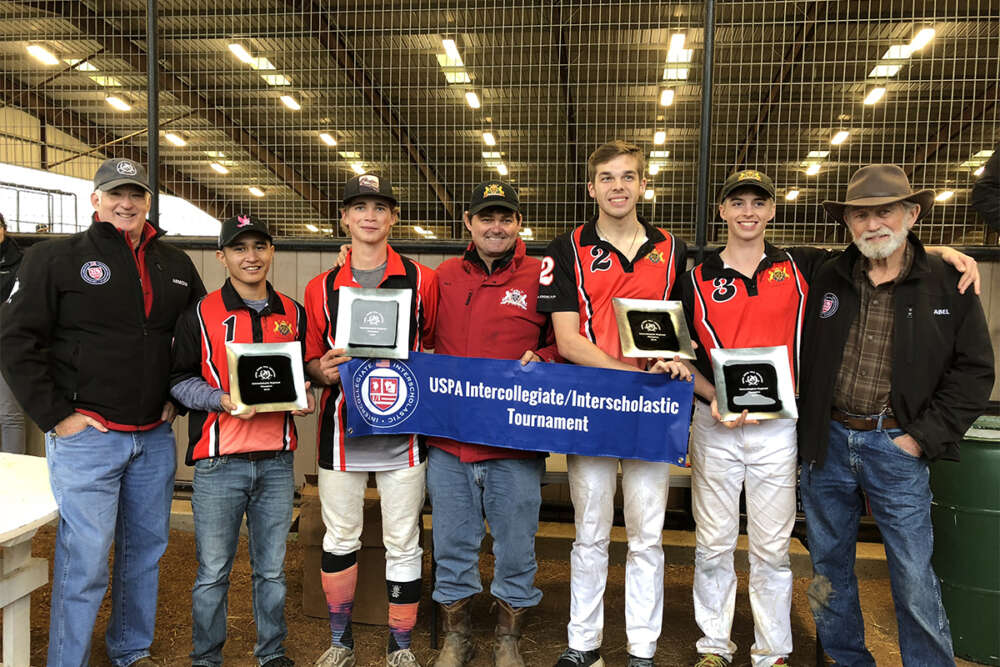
[[931, 415, 1000, 666]]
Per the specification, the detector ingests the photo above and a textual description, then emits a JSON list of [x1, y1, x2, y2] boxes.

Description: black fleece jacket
[[796, 234, 994, 465], [0, 219, 205, 431]]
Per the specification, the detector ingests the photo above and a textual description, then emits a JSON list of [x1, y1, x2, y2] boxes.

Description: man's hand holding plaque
[[334, 286, 412, 359], [710, 346, 797, 421], [612, 297, 696, 360], [225, 342, 310, 414]]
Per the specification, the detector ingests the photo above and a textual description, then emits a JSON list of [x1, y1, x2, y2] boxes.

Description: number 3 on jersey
[[539, 256, 555, 286], [711, 277, 737, 303]]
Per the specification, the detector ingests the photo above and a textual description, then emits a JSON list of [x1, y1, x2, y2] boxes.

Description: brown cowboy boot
[[432, 597, 475, 667], [492, 599, 527, 667]]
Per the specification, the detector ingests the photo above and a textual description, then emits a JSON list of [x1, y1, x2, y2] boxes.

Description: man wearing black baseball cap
[[0, 156, 205, 666], [171, 213, 310, 667], [305, 172, 438, 667], [427, 180, 558, 667]]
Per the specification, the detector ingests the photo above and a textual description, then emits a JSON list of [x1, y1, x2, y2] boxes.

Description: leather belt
[[831, 408, 899, 431], [227, 451, 282, 461]]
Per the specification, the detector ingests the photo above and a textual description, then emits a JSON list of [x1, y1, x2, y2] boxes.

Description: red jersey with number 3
[[537, 217, 688, 367], [682, 243, 830, 391]]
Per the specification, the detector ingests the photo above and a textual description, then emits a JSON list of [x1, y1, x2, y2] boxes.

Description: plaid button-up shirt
[[833, 243, 914, 416]]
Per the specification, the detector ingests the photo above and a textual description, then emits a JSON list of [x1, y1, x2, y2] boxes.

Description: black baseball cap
[[94, 158, 151, 193], [218, 214, 273, 249], [718, 169, 776, 202], [342, 173, 397, 207], [468, 180, 520, 217]]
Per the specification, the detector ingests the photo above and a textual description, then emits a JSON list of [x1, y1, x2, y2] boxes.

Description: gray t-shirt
[[339, 260, 415, 472]]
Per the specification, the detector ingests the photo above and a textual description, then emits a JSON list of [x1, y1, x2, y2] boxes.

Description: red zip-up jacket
[[429, 239, 559, 462]]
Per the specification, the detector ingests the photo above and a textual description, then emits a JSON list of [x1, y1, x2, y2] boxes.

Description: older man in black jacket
[[0, 158, 205, 667], [796, 165, 995, 666]]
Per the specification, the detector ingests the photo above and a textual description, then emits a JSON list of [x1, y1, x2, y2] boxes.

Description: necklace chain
[[597, 221, 642, 259]]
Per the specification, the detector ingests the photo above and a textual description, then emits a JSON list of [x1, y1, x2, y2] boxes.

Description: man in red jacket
[[428, 181, 558, 667]]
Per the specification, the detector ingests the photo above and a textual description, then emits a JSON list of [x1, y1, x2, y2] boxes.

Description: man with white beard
[[795, 164, 995, 665]]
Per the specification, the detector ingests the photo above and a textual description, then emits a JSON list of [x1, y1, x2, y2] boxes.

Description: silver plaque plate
[[335, 286, 412, 359], [711, 346, 797, 421], [612, 297, 696, 359], [225, 342, 308, 414]]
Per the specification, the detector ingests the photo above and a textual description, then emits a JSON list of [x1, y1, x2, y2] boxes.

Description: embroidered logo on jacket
[[80, 261, 111, 285], [646, 247, 664, 264], [933, 308, 950, 316], [274, 320, 293, 336], [768, 266, 789, 282], [820, 292, 839, 318], [500, 288, 528, 310]]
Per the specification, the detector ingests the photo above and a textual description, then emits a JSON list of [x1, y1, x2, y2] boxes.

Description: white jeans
[[566, 454, 671, 659], [690, 402, 796, 666], [318, 462, 426, 582]]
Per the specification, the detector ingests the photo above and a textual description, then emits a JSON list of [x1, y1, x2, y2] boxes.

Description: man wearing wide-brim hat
[[795, 164, 995, 665]]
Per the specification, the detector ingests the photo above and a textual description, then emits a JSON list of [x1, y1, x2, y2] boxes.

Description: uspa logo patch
[[80, 260, 111, 285], [115, 160, 138, 176], [351, 359, 419, 427], [820, 292, 839, 318]]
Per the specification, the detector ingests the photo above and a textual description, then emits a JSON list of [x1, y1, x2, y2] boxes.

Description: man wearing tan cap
[[796, 164, 995, 665]]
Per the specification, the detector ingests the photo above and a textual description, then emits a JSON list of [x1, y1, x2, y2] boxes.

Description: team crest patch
[[273, 320, 293, 336], [768, 266, 789, 282], [645, 247, 664, 264], [115, 160, 138, 176], [351, 359, 419, 427], [80, 260, 111, 285], [500, 288, 528, 310], [358, 174, 379, 191], [737, 169, 764, 182], [483, 183, 505, 198], [820, 292, 839, 318]]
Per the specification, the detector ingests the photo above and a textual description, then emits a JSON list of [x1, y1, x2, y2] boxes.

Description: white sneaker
[[314, 645, 356, 667], [386, 648, 420, 666]]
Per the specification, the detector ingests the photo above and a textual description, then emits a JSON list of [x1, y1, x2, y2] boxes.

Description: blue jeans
[[800, 420, 952, 666], [191, 451, 294, 666], [45, 422, 176, 667], [426, 446, 544, 607]]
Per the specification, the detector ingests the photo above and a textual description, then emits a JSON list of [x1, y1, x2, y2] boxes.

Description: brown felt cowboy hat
[[822, 164, 935, 225]]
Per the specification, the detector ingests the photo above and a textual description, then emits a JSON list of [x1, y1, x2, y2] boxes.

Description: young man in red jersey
[[171, 214, 312, 667], [681, 170, 981, 667], [537, 140, 692, 667], [428, 180, 559, 667], [304, 174, 437, 667]]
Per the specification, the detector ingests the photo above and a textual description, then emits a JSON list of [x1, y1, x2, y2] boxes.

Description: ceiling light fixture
[[653, 131, 666, 145], [974, 166, 985, 177], [305, 223, 319, 232], [279, 95, 301, 110], [648, 164, 660, 175], [26, 44, 59, 66], [805, 163, 821, 176], [659, 89, 674, 106], [442, 39, 462, 63], [350, 162, 365, 175], [482, 132, 497, 146], [909, 28, 936, 51], [785, 189, 800, 200], [105, 95, 131, 111], [319, 132, 337, 146], [227, 43, 254, 64], [465, 92, 481, 109], [210, 162, 229, 174], [934, 190, 954, 202], [831, 130, 850, 145], [248, 186, 265, 197], [644, 189, 655, 200], [496, 163, 508, 176], [864, 87, 887, 105], [164, 132, 187, 147]]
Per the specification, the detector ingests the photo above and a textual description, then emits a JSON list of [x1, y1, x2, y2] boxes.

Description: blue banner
[[342, 352, 694, 464]]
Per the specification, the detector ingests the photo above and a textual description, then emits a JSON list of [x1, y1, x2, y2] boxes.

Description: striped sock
[[321, 552, 358, 649], [386, 578, 421, 652]]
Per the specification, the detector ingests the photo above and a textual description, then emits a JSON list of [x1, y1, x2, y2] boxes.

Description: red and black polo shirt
[[681, 242, 831, 394], [537, 217, 688, 367], [303, 244, 438, 471], [171, 279, 306, 463]]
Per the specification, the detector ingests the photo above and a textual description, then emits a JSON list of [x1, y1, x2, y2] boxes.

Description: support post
[[694, 0, 716, 260]]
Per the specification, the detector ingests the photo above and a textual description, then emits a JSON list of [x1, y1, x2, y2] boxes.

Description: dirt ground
[[6, 525, 983, 666]]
